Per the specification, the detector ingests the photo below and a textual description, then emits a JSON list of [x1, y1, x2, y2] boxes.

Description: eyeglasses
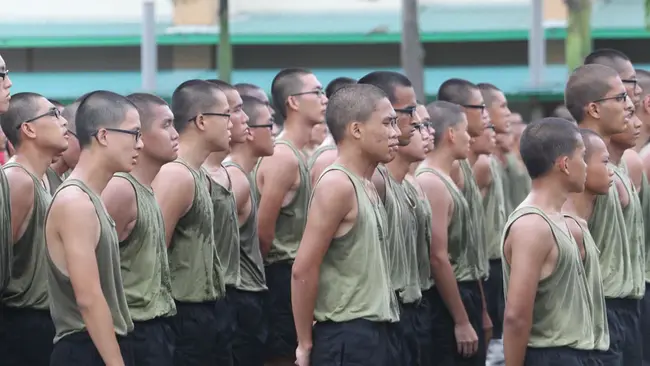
[[290, 89, 326, 98], [16, 107, 61, 129], [621, 79, 639, 89], [395, 106, 417, 117], [593, 92, 628, 104], [412, 123, 424, 132], [486, 124, 496, 131], [92, 128, 142, 143], [462, 104, 487, 113], [0, 70, 8, 80], [189, 112, 231, 122], [248, 123, 274, 130]]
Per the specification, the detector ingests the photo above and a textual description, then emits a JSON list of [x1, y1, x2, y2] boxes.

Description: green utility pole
[[218, 0, 232, 82], [401, 0, 425, 102], [564, 0, 592, 72]]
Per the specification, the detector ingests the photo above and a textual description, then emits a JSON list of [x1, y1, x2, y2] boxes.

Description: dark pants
[[131, 317, 175, 366], [0, 306, 55, 366], [524, 347, 604, 366], [416, 289, 434, 366], [231, 289, 268, 366], [170, 300, 230, 366], [485, 259, 505, 339], [310, 319, 401, 366], [265, 261, 296, 360], [50, 331, 134, 366], [429, 281, 486, 366], [642, 285, 650, 365], [397, 301, 420, 366], [215, 287, 237, 366], [601, 297, 642, 366]]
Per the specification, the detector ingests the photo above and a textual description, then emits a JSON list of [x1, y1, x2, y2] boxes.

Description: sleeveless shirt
[[0, 167, 10, 294], [459, 159, 489, 278], [46, 166, 63, 195], [307, 144, 337, 171], [504, 153, 531, 215], [640, 172, 650, 282], [483, 158, 507, 260], [405, 179, 434, 291]]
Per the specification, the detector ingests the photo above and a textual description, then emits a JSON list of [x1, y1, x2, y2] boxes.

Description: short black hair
[[437, 78, 479, 106], [519, 117, 581, 179], [580, 128, 604, 161], [636, 69, 650, 98], [325, 84, 388, 144], [357, 71, 412, 104], [206, 79, 235, 92], [565, 64, 620, 123], [242, 95, 270, 126], [126, 93, 169, 130], [48, 99, 64, 109], [0, 92, 44, 147], [271, 68, 312, 118], [171, 79, 224, 133], [235, 83, 266, 98], [62, 101, 80, 135], [426, 100, 466, 145], [477, 83, 502, 107], [584, 48, 631, 74], [76, 90, 138, 148], [325, 77, 357, 99]]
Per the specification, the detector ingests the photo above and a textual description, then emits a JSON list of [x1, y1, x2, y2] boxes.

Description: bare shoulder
[[153, 162, 195, 190], [623, 149, 644, 189], [102, 175, 136, 206], [259, 144, 299, 173], [314, 169, 354, 198], [4, 165, 34, 195], [507, 213, 554, 247], [50, 186, 98, 225]]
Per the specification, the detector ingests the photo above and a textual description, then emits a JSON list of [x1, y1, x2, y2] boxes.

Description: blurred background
[[2, 0, 648, 120]]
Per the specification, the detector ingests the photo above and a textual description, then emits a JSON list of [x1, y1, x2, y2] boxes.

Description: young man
[[45, 91, 141, 366], [501, 117, 591, 365], [47, 101, 81, 194], [0, 53, 13, 297], [503, 113, 531, 214], [253, 68, 327, 365], [292, 83, 401, 366], [234, 83, 282, 137], [0, 93, 68, 365], [223, 95, 275, 366], [565, 63, 638, 365], [563, 129, 615, 360], [152, 80, 231, 365], [416, 101, 483, 366], [100, 93, 179, 365]]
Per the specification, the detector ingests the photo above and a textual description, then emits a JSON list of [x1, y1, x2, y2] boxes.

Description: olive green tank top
[[307, 144, 336, 170], [222, 161, 267, 292], [253, 139, 311, 263], [46, 167, 64, 195], [504, 153, 531, 215], [0, 168, 10, 294], [204, 167, 241, 288], [614, 163, 645, 298], [115, 173, 176, 321], [416, 167, 480, 282], [167, 159, 225, 302], [2, 162, 50, 309], [502, 206, 593, 349], [313, 164, 400, 323], [405, 179, 434, 291], [483, 158, 507, 260], [459, 159, 489, 278], [640, 172, 650, 282], [46, 179, 134, 343], [395, 178, 421, 304], [563, 215, 610, 351]]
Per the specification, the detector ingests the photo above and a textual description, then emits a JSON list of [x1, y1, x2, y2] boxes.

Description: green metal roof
[[0, 1, 647, 48], [8, 65, 582, 102]]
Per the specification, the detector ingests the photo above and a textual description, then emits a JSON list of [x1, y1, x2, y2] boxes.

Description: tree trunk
[[565, 0, 592, 72], [218, 0, 232, 82], [401, 0, 425, 102]]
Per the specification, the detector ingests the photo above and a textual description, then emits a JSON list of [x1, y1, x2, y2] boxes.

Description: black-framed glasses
[[412, 123, 424, 132], [248, 123, 274, 130], [621, 79, 638, 89], [395, 106, 417, 117], [0, 70, 8, 80], [593, 92, 628, 104], [290, 89, 326, 98], [462, 104, 486, 113], [486, 123, 496, 131], [16, 107, 61, 129], [92, 127, 142, 143], [189, 112, 231, 122]]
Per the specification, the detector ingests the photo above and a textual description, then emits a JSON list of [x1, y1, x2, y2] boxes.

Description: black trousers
[[265, 261, 296, 360], [601, 297, 642, 366], [131, 316, 175, 366], [310, 319, 401, 366], [484, 259, 505, 339], [231, 289, 268, 366], [524, 347, 605, 366], [50, 331, 134, 366], [641, 284, 650, 366], [0, 306, 55, 366]]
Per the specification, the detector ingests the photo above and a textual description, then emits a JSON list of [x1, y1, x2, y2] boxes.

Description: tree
[[564, 0, 592, 72], [218, 0, 232, 82], [401, 0, 425, 102]]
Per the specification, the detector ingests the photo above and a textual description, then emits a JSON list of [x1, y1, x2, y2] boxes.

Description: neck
[[564, 190, 597, 221], [279, 116, 312, 150], [129, 155, 163, 187], [580, 119, 611, 145], [386, 153, 411, 182], [177, 135, 212, 170], [13, 144, 58, 180], [337, 145, 377, 179], [408, 162, 419, 176], [529, 177, 568, 213], [228, 144, 259, 174], [204, 150, 229, 169], [609, 142, 626, 165], [50, 158, 69, 176], [69, 150, 116, 195], [468, 149, 481, 167], [423, 148, 455, 175]]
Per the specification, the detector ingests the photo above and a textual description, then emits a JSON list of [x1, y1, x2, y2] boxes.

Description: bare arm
[[5, 167, 35, 243], [101, 177, 137, 242], [292, 171, 353, 351], [225, 166, 251, 224], [371, 169, 387, 204], [309, 149, 337, 186], [503, 215, 554, 366], [623, 149, 644, 191], [151, 163, 194, 247], [56, 193, 125, 366], [472, 156, 492, 197], [257, 148, 299, 257]]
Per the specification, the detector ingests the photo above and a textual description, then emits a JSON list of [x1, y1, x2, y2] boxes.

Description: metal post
[[401, 0, 425, 102], [141, 0, 157, 92], [528, 0, 545, 89]]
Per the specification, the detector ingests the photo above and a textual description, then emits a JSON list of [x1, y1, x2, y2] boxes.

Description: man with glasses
[[235, 83, 282, 137], [0, 92, 68, 365], [223, 95, 275, 366], [46, 90, 140, 366], [100, 93, 179, 366], [254, 68, 327, 366], [47, 101, 81, 194], [152, 80, 231, 366], [565, 63, 637, 366]]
